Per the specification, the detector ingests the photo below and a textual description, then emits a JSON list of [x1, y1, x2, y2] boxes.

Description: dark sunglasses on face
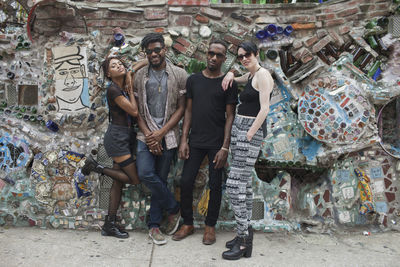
[[237, 52, 252, 61], [145, 47, 164, 55], [207, 51, 225, 59]]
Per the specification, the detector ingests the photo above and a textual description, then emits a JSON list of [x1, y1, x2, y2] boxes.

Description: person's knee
[[179, 175, 194, 191], [138, 171, 155, 183], [137, 168, 158, 185], [136, 161, 155, 179], [208, 178, 222, 192]]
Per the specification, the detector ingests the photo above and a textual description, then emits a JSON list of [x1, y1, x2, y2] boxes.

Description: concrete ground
[[0, 227, 399, 267]]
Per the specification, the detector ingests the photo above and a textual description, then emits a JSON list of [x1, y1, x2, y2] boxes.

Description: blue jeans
[[136, 140, 179, 229]]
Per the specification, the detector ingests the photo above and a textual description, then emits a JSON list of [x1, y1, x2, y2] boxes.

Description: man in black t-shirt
[[172, 40, 238, 245]]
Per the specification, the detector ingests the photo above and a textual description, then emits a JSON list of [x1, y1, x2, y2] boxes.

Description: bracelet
[[221, 147, 229, 152]]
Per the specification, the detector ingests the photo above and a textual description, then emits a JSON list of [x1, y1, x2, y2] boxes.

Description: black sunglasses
[[207, 51, 225, 59], [237, 52, 252, 61], [145, 47, 164, 55]]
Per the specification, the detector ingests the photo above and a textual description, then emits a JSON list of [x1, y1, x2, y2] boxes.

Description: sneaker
[[165, 211, 181, 235], [149, 228, 167, 245]]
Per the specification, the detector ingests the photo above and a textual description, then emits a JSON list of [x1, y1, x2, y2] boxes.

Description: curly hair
[[100, 56, 129, 88], [140, 33, 165, 50]]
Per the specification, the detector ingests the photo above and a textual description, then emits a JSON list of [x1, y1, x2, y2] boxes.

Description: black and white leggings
[[226, 115, 263, 237]]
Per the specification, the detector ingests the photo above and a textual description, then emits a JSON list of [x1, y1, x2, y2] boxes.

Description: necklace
[[151, 68, 166, 93]]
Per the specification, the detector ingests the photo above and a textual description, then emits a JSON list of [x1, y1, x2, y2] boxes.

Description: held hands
[[213, 149, 228, 169], [149, 142, 163, 156], [145, 130, 164, 145], [178, 142, 190, 160], [221, 72, 234, 91]]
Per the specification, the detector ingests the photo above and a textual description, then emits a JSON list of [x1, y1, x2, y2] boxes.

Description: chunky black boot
[[226, 225, 253, 249], [81, 155, 104, 175], [225, 236, 238, 249], [101, 215, 129, 239], [222, 236, 252, 260]]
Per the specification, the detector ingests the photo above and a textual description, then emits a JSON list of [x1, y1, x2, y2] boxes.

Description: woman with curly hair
[[82, 56, 146, 238]]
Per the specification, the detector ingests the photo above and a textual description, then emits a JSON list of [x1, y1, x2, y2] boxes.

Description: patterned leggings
[[226, 115, 263, 237]]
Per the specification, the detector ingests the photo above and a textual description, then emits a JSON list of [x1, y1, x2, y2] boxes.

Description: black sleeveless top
[[237, 77, 260, 117]]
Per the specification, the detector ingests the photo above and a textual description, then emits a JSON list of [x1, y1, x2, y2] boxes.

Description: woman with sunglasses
[[82, 56, 147, 238], [221, 41, 273, 260]]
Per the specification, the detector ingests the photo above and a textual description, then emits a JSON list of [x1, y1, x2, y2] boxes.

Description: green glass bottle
[[259, 50, 266, 61], [367, 60, 381, 78], [365, 19, 377, 29], [367, 35, 378, 49]]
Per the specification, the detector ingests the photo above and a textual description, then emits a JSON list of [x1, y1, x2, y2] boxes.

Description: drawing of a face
[[55, 60, 85, 103], [52, 46, 88, 112]]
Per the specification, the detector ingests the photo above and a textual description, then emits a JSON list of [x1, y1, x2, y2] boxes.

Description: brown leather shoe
[[172, 224, 194, 241], [202, 226, 216, 245]]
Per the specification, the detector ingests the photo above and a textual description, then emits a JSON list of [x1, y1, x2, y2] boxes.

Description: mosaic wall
[[1, 0, 400, 232]]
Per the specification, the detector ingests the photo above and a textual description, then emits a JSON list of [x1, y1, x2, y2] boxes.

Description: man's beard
[[208, 64, 218, 71], [150, 56, 165, 68]]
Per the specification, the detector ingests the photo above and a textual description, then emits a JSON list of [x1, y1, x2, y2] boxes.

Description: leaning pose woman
[[221, 41, 273, 260], [82, 57, 146, 238]]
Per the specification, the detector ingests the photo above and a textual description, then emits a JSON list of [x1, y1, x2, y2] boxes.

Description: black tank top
[[238, 77, 260, 117]]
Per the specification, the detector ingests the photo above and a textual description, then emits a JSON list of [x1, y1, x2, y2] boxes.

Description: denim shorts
[[103, 124, 136, 157]]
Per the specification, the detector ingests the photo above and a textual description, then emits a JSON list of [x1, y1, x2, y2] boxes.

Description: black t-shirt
[[186, 72, 238, 149], [107, 82, 129, 126]]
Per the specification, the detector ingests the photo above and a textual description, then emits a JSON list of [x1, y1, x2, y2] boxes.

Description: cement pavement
[[0, 227, 399, 267]]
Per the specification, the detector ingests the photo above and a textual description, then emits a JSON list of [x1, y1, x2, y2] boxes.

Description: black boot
[[226, 225, 253, 249], [222, 236, 252, 260], [101, 215, 129, 239], [81, 155, 104, 175], [225, 236, 238, 249]]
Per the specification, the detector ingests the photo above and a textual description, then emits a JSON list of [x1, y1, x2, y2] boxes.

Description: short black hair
[[238, 41, 258, 56], [209, 39, 228, 53], [141, 33, 165, 50]]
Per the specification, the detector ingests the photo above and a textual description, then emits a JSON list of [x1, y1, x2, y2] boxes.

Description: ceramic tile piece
[[385, 192, 396, 202]]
